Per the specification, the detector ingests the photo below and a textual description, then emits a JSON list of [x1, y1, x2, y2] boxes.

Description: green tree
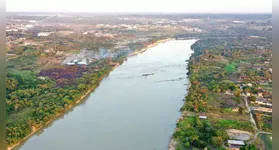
[[211, 136, 223, 147]]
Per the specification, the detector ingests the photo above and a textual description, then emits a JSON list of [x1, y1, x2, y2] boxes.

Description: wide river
[[14, 39, 196, 150]]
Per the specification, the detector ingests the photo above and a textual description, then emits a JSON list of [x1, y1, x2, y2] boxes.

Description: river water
[[14, 40, 196, 150]]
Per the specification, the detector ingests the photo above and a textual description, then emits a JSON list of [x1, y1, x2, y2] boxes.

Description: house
[[246, 92, 251, 96], [258, 92, 263, 97], [66, 59, 78, 65], [37, 32, 52, 37], [247, 83, 252, 87], [44, 48, 54, 53], [228, 140, 245, 150], [255, 97, 272, 106], [251, 107, 272, 113], [225, 90, 233, 95], [24, 40, 38, 46], [268, 68, 272, 74], [38, 76, 46, 80], [66, 62, 75, 65], [232, 107, 239, 112], [77, 59, 88, 65], [199, 116, 207, 120]]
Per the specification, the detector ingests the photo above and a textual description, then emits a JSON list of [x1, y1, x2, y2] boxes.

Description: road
[[240, 85, 258, 131], [240, 86, 272, 144], [248, 131, 272, 144]]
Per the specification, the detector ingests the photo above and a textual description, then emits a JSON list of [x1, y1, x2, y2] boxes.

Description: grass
[[211, 118, 254, 132], [8, 107, 34, 122], [186, 116, 196, 124], [225, 62, 238, 73], [218, 118, 237, 126], [7, 56, 38, 71], [207, 93, 216, 103], [68, 49, 81, 54]]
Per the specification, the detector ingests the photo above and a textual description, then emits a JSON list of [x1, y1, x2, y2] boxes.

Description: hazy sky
[[7, 0, 272, 13]]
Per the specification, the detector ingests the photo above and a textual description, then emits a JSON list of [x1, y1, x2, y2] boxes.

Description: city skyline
[[7, 0, 272, 13]]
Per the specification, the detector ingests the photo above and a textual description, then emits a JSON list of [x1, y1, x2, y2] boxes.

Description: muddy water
[[14, 40, 196, 150]]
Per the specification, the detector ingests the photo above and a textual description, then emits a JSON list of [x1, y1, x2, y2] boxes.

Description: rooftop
[[199, 116, 207, 119], [228, 140, 245, 145]]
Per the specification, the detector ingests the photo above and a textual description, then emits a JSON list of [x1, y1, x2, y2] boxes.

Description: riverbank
[[167, 45, 194, 150], [7, 38, 171, 150], [169, 39, 269, 149], [168, 84, 192, 150], [128, 38, 173, 57], [7, 66, 114, 150]]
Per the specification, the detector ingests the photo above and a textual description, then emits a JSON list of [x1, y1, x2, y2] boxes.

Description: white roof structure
[[228, 140, 245, 145], [247, 83, 252, 87], [38, 32, 52, 36], [199, 116, 207, 119]]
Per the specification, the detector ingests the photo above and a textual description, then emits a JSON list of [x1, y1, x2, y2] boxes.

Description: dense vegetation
[[6, 58, 113, 145], [174, 36, 271, 149], [174, 116, 228, 150]]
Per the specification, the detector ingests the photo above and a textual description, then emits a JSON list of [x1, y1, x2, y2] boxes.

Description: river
[[13, 39, 197, 150]]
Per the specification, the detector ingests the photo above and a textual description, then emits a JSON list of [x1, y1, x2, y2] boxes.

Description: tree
[[211, 136, 223, 147], [234, 88, 242, 97], [238, 106, 245, 115], [249, 96, 256, 102], [77, 83, 87, 90], [6, 78, 18, 91], [240, 144, 259, 150], [185, 142, 190, 148]]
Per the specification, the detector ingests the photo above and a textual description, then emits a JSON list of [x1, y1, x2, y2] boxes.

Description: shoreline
[[7, 69, 112, 150], [128, 38, 173, 57], [7, 38, 171, 150], [167, 47, 195, 150]]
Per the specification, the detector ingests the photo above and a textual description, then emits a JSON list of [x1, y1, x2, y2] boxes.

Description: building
[[247, 83, 252, 87], [77, 59, 88, 65], [246, 92, 251, 96], [228, 140, 245, 150], [38, 32, 52, 37], [199, 116, 207, 120], [24, 40, 38, 46], [225, 90, 233, 95], [66, 59, 78, 65], [268, 68, 272, 74], [255, 97, 272, 106], [66, 62, 75, 65], [38, 76, 46, 80], [251, 107, 272, 113], [232, 107, 239, 112]]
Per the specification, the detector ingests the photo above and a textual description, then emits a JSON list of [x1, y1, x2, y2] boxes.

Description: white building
[[77, 59, 88, 65], [246, 92, 251, 96], [199, 116, 207, 119], [38, 32, 52, 37], [228, 140, 245, 150], [25, 24, 33, 28], [247, 83, 252, 87], [268, 68, 272, 74]]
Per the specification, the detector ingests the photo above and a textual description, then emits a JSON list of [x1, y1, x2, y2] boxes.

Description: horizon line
[[6, 11, 272, 14]]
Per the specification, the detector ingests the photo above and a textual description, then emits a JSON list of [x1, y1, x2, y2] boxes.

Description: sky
[[7, 0, 272, 13]]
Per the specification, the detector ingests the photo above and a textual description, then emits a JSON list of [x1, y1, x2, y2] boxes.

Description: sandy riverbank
[[7, 38, 171, 150], [168, 137, 177, 150], [128, 38, 173, 57]]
